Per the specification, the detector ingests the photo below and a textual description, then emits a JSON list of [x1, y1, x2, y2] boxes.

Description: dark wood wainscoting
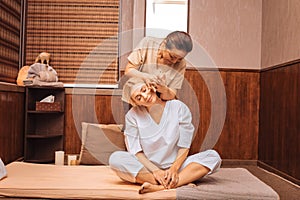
[[64, 69, 260, 161], [0, 84, 25, 164], [259, 62, 300, 184], [180, 69, 260, 160], [219, 70, 260, 160], [64, 89, 124, 154]]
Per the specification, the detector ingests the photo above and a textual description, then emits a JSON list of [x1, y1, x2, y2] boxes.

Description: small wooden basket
[[36, 102, 61, 111]]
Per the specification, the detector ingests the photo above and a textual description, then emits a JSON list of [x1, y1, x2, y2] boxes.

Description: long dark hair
[[165, 31, 193, 53]]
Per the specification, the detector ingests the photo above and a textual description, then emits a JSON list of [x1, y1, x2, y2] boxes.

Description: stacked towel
[[26, 63, 63, 87], [27, 63, 58, 82]]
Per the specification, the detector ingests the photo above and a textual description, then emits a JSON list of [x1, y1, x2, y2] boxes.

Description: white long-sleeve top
[[124, 100, 194, 169]]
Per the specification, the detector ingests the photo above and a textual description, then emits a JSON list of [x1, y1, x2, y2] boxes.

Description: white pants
[[109, 149, 222, 183]]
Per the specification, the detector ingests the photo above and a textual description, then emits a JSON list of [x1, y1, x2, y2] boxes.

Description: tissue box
[[36, 102, 61, 111]]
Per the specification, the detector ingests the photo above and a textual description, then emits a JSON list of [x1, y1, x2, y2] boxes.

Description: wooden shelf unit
[[24, 86, 65, 163]]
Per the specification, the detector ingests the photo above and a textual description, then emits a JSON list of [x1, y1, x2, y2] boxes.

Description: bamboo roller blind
[[25, 0, 120, 85], [0, 0, 21, 83]]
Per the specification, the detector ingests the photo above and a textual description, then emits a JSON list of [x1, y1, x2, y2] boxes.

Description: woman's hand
[[125, 63, 160, 85], [165, 167, 179, 189], [154, 83, 168, 94], [142, 73, 160, 86], [152, 169, 168, 188]]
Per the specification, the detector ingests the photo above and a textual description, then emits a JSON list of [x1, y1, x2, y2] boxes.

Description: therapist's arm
[[157, 86, 176, 100], [125, 62, 159, 83], [125, 62, 176, 100]]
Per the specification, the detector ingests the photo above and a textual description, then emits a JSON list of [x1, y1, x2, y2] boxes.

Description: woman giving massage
[[109, 77, 221, 194]]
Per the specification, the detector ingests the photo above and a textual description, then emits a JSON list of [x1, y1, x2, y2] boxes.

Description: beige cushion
[[79, 122, 125, 165]]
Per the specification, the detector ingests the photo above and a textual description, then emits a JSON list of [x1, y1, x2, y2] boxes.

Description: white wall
[[189, 0, 262, 69], [261, 0, 300, 68], [121, 0, 300, 70]]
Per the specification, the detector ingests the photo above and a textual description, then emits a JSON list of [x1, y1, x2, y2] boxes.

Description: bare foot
[[138, 182, 165, 194]]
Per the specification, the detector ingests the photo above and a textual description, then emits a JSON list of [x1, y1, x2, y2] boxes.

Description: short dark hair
[[165, 31, 193, 53]]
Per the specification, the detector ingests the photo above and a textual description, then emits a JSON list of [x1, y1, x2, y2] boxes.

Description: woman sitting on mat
[[109, 77, 221, 194]]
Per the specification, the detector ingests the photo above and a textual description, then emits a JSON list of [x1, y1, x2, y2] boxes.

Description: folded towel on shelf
[[25, 63, 63, 87], [27, 63, 58, 82], [32, 79, 64, 87]]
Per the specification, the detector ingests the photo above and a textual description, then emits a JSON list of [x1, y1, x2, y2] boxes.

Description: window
[[25, 0, 120, 88], [0, 0, 22, 83], [146, 0, 188, 38]]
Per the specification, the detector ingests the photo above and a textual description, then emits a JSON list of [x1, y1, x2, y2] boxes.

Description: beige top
[[127, 37, 186, 90]]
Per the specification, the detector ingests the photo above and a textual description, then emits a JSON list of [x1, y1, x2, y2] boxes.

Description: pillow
[[79, 122, 126, 165]]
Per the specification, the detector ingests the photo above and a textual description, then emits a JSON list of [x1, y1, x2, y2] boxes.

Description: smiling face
[[130, 83, 158, 107]]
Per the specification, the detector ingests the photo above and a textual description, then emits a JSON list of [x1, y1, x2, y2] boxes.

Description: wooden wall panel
[[64, 91, 124, 154], [259, 62, 300, 183], [64, 69, 260, 161], [217, 71, 260, 160], [0, 64, 295, 183], [178, 70, 210, 156], [180, 69, 260, 159], [0, 85, 25, 164]]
